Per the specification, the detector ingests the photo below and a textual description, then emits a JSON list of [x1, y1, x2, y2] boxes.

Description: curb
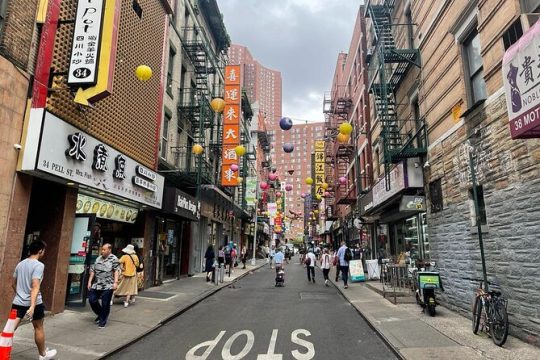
[[99, 262, 266, 359], [330, 279, 406, 360]]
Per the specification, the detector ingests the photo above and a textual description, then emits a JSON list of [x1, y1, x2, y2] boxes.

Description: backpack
[[344, 248, 352, 262], [304, 256, 311, 266], [129, 255, 144, 273]]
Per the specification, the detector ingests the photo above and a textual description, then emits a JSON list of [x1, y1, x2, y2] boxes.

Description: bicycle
[[471, 279, 509, 346]]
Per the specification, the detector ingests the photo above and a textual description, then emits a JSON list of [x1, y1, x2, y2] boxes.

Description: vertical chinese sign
[[221, 65, 242, 186], [314, 140, 326, 198]]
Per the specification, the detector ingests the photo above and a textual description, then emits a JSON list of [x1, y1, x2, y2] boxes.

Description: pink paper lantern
[[230, 164, 239, 172], [268, 173, 278, 181], [285, 184, 293, 191], [260, 181, 269, 190], [300, 193, 306, 198], [324, 191, 330, 197], [276, 191, 282, 198], [339, 176, 347, 185]]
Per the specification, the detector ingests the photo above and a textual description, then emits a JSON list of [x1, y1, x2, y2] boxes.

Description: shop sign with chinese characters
[[221, 65, 241, 186], [34, 111, 164, 208], [314, 140, 325, 198], [68, 0, 105, 86], [503, 19, 540, 139]]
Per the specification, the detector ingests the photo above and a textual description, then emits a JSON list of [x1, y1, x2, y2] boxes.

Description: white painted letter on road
[[257, 329, 283, 360], [186, 331, 225, 360], [222, 330, 255, 360], [291, 329, 315, 360]]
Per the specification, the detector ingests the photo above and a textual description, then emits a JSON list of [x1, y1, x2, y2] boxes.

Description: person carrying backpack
[[336, 240, 352, 289]]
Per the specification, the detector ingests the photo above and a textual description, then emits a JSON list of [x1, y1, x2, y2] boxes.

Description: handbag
[[129, 254, 144, 273]]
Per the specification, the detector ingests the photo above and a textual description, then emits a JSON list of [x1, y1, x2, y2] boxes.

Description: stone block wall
[[427, 92, 540, 345]]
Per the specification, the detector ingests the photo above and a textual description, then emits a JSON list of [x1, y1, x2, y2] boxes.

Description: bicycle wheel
[[472, 296, 482, 334], [490, 299, 509, 346]]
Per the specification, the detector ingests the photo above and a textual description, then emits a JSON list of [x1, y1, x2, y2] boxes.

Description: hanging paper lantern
[[300, 193, 306, 198], [135, 65, 153, 81], [322, 182, 329, 190], [237, 176, 243, 184], [285, 184, 293, 191], [235, 145, 246, 156], [316, 194, 322, 200], [283, 143, 294, 153], [279, 117, 293, 131], [324, 191, 330, 197], [210, 98, 225, 113], [314, 210, 319, 214], [276, 191, 282, 198], [260, 181, 269, 190], [337, 133, 350, 143], [268, 173, 278, 181], [230, 164, 239, 172], [338, 176, 347, 185], [305, 177, 313, 185], [339, 122, 353, 135], [192, 144, 204, 155]]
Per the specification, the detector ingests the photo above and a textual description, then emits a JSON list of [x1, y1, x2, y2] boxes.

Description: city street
[[110, 259, 397, 360]]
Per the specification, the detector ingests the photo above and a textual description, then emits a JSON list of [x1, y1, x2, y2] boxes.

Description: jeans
[[88, 289, 113, 326], [307, 266, 315, 282], [335, 265, 341, 281], [340, 266, 349, 285]]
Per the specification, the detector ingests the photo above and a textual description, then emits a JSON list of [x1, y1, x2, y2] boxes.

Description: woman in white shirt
[[320, 248, 332, 286]]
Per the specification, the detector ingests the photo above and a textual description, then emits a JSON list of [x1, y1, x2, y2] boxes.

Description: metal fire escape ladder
[[366, 0, 423, 190]]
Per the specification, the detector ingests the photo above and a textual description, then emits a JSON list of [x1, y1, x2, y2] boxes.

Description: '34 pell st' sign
[[36, 111, 164, 208]]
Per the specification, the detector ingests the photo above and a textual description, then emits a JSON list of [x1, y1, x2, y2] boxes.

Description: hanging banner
[[267, 202, 277, 217], [221, 65, 242, 186], [314, 140, 326, 197], [245, 177, 257, 206]]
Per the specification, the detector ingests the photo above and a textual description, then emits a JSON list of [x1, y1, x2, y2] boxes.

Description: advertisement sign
[[267, 203, 277, 217], [163, 187, 200, 221], [245, 177, 257, 206], [399, 195, 426, 211], [314, 140, 326, 198], [35, 112, 164, 208], [221, 65, 242, 186], [503, 19, 540, 139], [349, 260, 365, 282], [68, 0, 105, 85], [76, 194, 139, 223]]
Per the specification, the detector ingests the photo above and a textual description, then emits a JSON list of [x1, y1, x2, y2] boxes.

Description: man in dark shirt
[[87, 243, 119, 328]]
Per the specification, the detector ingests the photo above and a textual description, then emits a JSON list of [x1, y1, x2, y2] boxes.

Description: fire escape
[[323, 85, 355, 214], [365, 0, 425, 190]]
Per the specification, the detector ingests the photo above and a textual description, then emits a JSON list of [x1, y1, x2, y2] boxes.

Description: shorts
[[12, 303, 45, 320]]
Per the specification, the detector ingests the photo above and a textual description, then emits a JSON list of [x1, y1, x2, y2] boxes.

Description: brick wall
[[427, 92, 540, 345]]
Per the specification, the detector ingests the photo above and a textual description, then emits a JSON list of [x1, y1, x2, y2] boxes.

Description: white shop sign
[[34, 111, 164, 208], [67, 0, 105, 85]]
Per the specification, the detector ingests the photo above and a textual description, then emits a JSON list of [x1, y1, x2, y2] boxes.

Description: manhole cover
[[136, 291, 176, 300], [299, 292, 331, 300]]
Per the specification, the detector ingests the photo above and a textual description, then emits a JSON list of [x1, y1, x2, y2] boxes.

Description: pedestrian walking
[[204, 245, 215, 282], [320, 248, 332, 286], [87, 243, 119, 328], [241, 247, 247, 269], [305, 249, 317, 283], [336, 240, 352, 289], [334, 249, 341, 281], [115, 244, 140, 307], [218, 246, 225, 268], [10, 240, 57, 360], [231, 244, 238, 270]]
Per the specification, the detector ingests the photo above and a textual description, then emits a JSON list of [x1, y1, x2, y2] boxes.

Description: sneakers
[[129, 298, 135, 304], [94, 316, 100, 324], [39, 347, 57, 360], [98, 324, 106, 329], [123, 301, 129, 308], [344, 285, 348, 289], [325, 279, 329, 287]]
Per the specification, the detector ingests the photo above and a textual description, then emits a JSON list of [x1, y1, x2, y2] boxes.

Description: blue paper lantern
[[283, 143, 294, 153], [279, 117, 293, 131]]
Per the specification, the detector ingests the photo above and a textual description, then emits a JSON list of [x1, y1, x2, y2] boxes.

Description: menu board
[[76, 194, 139, 223], [349, 260, 366, 282]]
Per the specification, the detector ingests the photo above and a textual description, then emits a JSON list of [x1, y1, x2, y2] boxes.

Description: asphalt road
[[111, 257, 397, 360]]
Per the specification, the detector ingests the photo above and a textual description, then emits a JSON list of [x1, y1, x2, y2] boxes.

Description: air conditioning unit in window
[[521, 13, 540, 30]]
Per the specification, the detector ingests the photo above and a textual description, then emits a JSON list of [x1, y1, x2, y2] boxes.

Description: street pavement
[[8, 255, 540, 360], [111, 258, 397, 360]]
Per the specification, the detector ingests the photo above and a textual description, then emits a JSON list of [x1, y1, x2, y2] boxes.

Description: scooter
[[275, 265, 285, 287], [414, 261, 443, 316]]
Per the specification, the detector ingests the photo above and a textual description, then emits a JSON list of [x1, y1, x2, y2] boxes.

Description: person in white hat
[[115, 244, 140, 308]]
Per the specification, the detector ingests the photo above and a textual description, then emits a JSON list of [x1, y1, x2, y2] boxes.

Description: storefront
[[19, 111, 164, 310], [155, 187, 200, 282]]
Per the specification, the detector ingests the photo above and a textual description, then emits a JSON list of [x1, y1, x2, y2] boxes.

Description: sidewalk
[[10, 260, 267, 360], [329, 270, 540, 360]]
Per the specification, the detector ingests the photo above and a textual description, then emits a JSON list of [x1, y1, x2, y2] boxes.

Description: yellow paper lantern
[[192, 144, 204, 155], [337, 133, 350, 143], [305, 177, 313, 185], [235, 145, 246, 156], [322, 182, 329, 190], [237, 176, 243, 184], [316, 194, 322, 200], [135, 65, 152, 81], [314, 210, 319, 214], [210, 98, 225, 113], [339, 122, 353, 135]]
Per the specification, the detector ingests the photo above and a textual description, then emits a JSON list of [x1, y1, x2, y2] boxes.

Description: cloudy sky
[[217, 0, 360, 124]]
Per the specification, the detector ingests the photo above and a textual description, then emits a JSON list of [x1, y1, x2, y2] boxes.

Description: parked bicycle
[[471, 279, 509, 346]]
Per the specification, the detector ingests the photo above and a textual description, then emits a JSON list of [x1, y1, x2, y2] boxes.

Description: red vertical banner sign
[[221, 65, 242, 186]]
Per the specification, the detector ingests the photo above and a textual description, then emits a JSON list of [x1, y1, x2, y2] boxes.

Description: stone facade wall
[[427, 92, 540, 345]]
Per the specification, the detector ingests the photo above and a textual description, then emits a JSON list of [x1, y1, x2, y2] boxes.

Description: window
[[161, 113, 171, 159], [469, 185, 487, 226], [463, 30, 487, 104], [429, 179, 443, 213], [167, 47, 176, 97], [502, 18, 523, 50]]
